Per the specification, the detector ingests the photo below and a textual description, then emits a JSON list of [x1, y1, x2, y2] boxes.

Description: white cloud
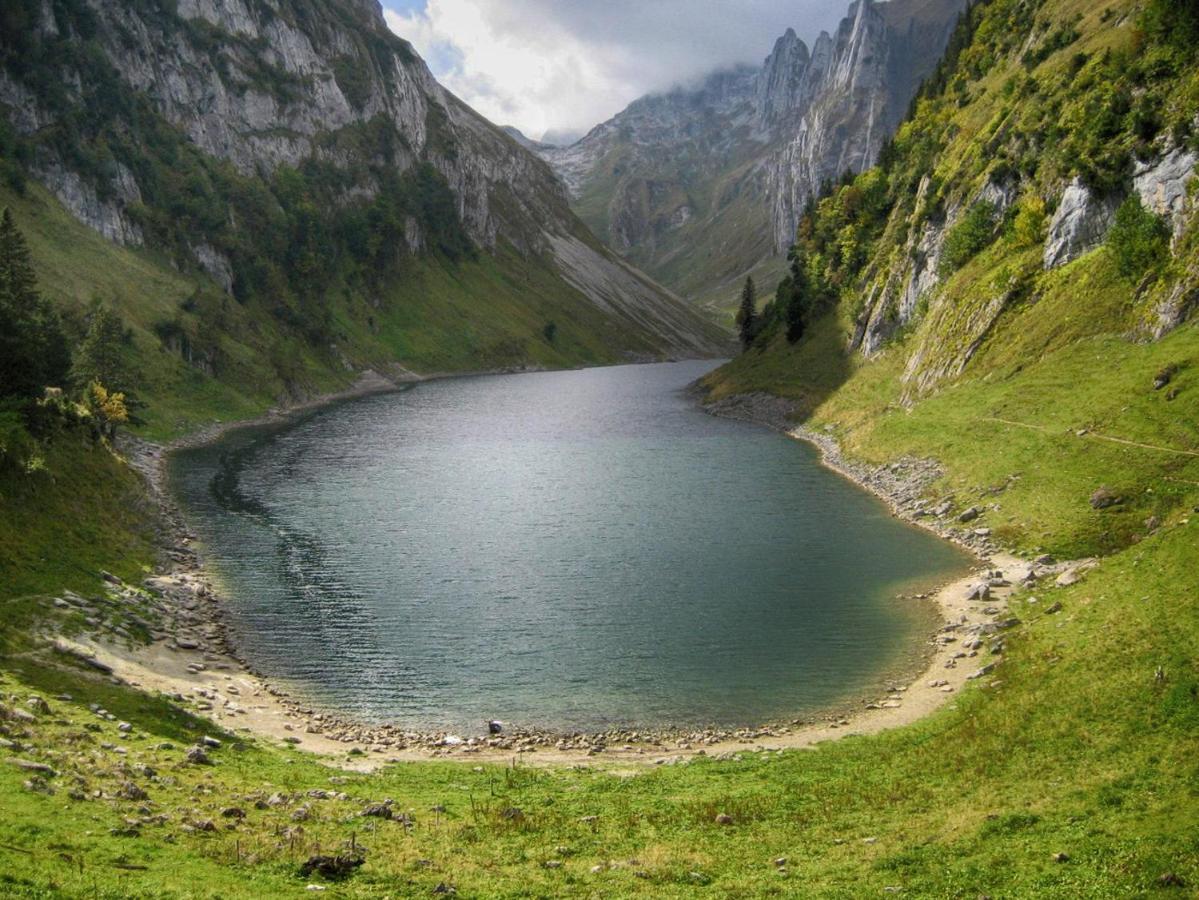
[[383, 1, 848, 142]]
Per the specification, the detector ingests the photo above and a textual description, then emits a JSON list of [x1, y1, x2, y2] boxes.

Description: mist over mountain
[[537, 0, 965, 313]]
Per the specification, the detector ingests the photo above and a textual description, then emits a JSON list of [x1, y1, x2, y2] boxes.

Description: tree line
[[0, 208, 137, 444]]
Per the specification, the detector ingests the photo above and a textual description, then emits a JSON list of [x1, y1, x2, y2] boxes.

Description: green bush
[[1106, 195, 1169, 281], [939, 200, 998, 275]]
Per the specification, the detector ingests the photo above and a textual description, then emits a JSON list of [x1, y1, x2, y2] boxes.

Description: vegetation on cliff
[[0, 0, 1197, 896]]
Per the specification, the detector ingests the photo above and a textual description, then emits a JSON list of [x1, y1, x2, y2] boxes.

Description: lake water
[[169, 360, 970, 732]]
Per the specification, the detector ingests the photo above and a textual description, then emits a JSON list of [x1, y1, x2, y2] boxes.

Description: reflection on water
[[170, 361, 970, 731]]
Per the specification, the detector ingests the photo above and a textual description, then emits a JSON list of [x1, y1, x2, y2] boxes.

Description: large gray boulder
[[1043, 177, 1117, 269]]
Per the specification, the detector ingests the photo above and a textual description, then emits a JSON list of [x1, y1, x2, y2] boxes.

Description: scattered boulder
[[487, 720, 504, 735], [714, 813, 735, 826], [24, 776, 54, 795], [361, 802, 393, 820], [1056, 569, 1083, 587], [221, 807, 246, 819], [10, 759, 57, 776], [1153, 364, 1178, 390], [117, 781, 149, 801], [966, 582, 991, 602], [1089, 487, 1122, 510], [26, 697, 51, 716], [958, 506, 981, 523], [1052, 852, 1070, 863], [300, 850, 365, 881], [185, 746, 211, 765]]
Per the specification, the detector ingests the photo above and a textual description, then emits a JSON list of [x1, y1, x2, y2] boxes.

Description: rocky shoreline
[[54, 380, 1055, 766], [702, 391, 1008, 558]]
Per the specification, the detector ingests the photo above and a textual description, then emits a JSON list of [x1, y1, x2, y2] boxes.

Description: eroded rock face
[[539, 0, 965, 300], [1134, 148, 1197, 243], [1043, 177, 1118, 270], [0, 0, 725, 357], [37, 162, 145, 247]]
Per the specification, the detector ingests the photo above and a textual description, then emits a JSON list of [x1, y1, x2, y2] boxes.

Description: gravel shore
[[56, 381, 1048, 769]]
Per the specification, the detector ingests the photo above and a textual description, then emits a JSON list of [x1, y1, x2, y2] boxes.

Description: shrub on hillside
[[939, 201, 998, 275], [1107, 195, 1169, 281]]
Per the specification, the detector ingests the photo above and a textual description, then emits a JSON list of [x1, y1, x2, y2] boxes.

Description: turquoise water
[[169, 360, 970, 731]]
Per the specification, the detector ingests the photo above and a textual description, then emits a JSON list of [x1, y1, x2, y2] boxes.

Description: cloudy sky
[[382, 0, 849, 143]]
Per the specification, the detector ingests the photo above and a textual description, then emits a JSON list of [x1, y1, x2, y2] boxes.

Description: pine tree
[[735, 276, 757, 350], [784, 251, 809, 344], [73, 303, 132, 393], [0, 207, 70, 399]]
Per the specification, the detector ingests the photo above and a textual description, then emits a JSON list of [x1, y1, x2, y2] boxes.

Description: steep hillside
[[706, 0, 1199, 555], [0, 0, 726, 432], [2, 1, 1199, 897], [541, 0, 964, 316]]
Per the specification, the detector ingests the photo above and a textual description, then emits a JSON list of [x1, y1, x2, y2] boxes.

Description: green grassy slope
[[1, 0, 1198, 895], [0, 178, 685, 441], [569, 136, 780, 321], [0, 506, 1196, 897]]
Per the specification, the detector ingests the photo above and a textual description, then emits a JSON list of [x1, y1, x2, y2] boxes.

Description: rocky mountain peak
[[755, 27, 813, 132], [536, 0, 965, 310]]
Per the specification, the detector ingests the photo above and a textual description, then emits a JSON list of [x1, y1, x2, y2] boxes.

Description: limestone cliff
[[539, 0, 964, 312], [0, 0, 727, 361]]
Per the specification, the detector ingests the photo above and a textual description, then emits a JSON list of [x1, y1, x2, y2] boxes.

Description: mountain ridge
[[0, 0, 728, 421], [538, 0, 965, 315]]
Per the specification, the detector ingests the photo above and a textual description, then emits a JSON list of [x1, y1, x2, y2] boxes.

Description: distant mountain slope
[[0, 0, 726, 427], [539, 0, 964, 316]]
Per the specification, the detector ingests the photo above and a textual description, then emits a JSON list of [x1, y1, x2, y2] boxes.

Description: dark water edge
[[169, 361, 972, 732]]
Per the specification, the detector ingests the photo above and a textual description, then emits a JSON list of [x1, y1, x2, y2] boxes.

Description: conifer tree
[[72, 303, 132, 393], [0, 207, 70, 398], [784, 251, 809, 344], [735, 276, 757, 350]]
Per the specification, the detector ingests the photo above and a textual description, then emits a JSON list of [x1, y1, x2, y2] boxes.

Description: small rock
[[200, 735, 222, 748], [26, 697, 51, 715], [117, 782, 149, 801], [10, 759, 56, 776], [185, 746, 211, 765], [1052, 852, 1069, 863], [1056, 569, 1082, 587], [1089, 487, 1122, 510], [300, 851, 365, 880], [487, 720, 503, 734], [1044, 601, 1063, 614], [221, 807, 246, 819], [714, 813, 734, 826], [24, 776, 54, 795], [1153, 364, 1177, 390], [966, 582, 991, 602], [361, 802, 393, 819], [958, 507, 981, 523]]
